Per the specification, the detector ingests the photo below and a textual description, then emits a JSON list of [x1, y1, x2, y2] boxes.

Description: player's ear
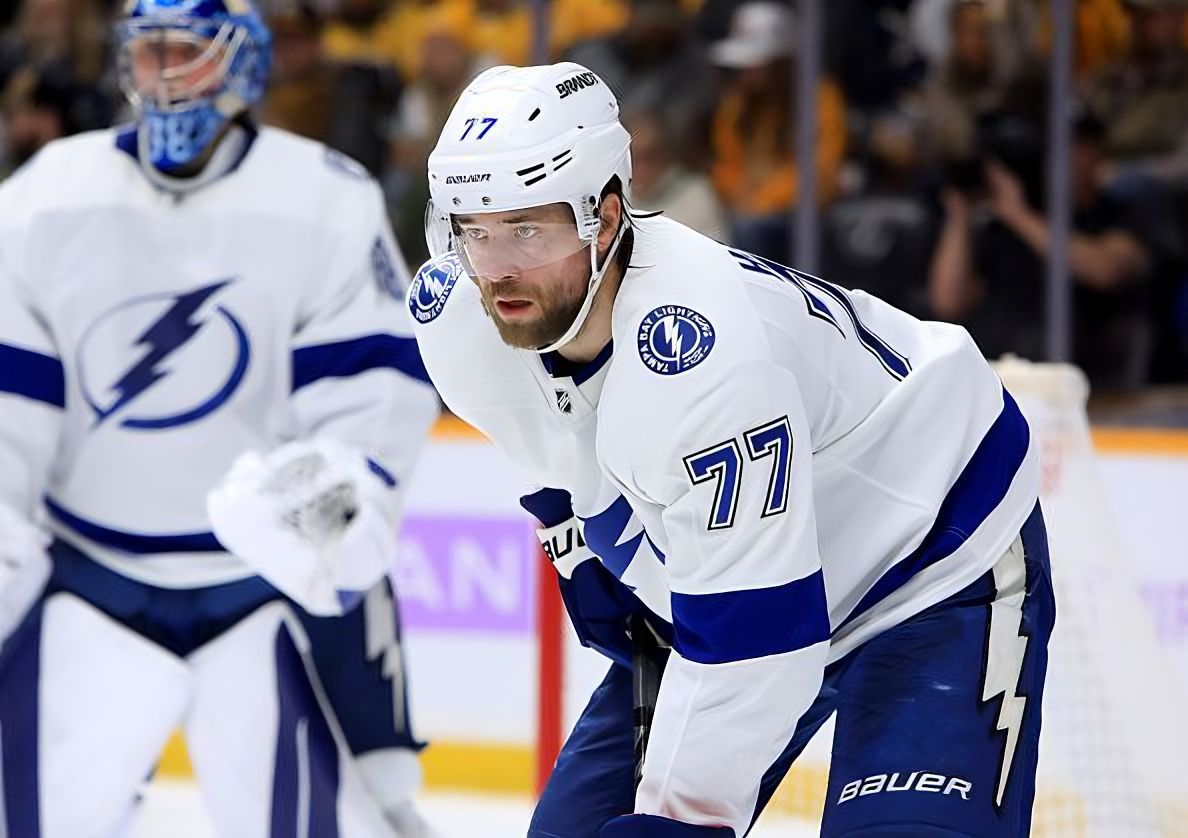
[[597, 192, 622, 250]]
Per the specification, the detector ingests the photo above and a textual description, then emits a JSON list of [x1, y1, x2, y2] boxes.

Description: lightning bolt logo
[[660, 314, 684, 363], [981, 538, 1030, 807], [410, 256, 461, 323], [637, 305, 716, 376], [95, 280, 231, 424], [363, 583, 408, 733]]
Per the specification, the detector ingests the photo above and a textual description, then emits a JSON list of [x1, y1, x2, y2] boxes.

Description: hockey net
[[535, 359, 1188, 835]]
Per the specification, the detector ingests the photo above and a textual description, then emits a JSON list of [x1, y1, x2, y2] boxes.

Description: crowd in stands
[[2, 0, 1186, 392]]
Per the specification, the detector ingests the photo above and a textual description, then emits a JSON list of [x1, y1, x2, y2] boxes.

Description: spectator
[[0, 65, 70, 174], [550, 0, 629, 58], [389, 14, 479, 264], [1083, 0, 1188, 183], [826, 0, 927, 114], [0, 0, 109, 88], [929, 112, 1156, 390], [322, 0, 470, 82], [708, 1, 847, 260], [472, 0, 533, 67], [626, 109, 729, 241], [265, 1, 402, 176], [0, 0, 116, 133], [263, 4, 337, 142], [1034, 0, 1131, 78], [916, 0, 1023, 169], [565, 0, 717, 164]]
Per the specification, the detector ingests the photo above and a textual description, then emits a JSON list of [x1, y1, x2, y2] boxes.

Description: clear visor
[[450, 211, 592, 279], [120, 23, 236, 110]]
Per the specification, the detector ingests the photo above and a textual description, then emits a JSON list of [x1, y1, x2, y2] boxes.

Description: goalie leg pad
[[0, 591, 192, 838], [186, 601, 399, 838]]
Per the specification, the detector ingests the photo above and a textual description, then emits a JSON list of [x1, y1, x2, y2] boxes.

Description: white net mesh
[[995, 358, 1188, 837], [761, 359, 1188, 834]]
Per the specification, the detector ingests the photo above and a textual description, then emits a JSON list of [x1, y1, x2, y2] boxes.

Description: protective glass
[[120, 22, 235, 110], [451, 212, 591, 279]]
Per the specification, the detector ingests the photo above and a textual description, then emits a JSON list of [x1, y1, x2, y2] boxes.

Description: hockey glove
[[521, 489, 651, 668], [207, 438, 398, 616], [0, 502, 51, 641], [600, 815, 735, 837]]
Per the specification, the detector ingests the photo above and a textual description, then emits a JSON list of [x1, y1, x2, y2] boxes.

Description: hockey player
[[0, 1, 439, 835], [412, 63, 1056, 837]]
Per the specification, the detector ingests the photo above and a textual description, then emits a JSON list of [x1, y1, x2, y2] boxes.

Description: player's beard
[[476, 261, 590, 350]]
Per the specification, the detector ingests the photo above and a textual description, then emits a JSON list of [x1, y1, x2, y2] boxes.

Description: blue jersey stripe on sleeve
[[0, 343, 65, 408], [46, 497, 225, 554], [838, 390, 1031, 630], [671, 569, 830, 664], [291, 334, 431, 392]]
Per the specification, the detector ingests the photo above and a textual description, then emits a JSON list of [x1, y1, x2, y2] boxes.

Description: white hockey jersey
[[0, 126, 439, 589], [410, 215, 1039, 832]]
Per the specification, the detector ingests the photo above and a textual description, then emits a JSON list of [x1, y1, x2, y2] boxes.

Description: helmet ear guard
[[426, 63, 633, 352]]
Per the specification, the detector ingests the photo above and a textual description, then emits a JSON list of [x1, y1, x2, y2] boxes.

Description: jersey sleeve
[[603, 343, 830, 834], [0, 210, 64, 518], [289, 176, 439, 523]]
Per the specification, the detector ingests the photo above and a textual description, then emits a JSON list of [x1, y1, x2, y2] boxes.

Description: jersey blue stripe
[[46, 497, 225, 554], [838, 390, 1031, 630], [0, 343, 65, 408], [796, 274, 912, 379], [291, 334, 431, 392], [365, 457, 397, 488], [580, 495, 645, 580], [671, 569, 830, 664], [0, 602, 42, 837]]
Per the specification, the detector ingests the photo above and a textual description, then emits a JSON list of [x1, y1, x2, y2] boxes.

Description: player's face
[[126, 29, 227, 107], [456, 204, 593, 350]]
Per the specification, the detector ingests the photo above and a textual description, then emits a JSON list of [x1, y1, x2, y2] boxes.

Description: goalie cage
[[533, 359, 1188, 836]]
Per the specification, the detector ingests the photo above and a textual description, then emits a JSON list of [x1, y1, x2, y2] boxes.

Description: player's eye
[[514, 225, 540, 240], [462, 227, 488, 242]]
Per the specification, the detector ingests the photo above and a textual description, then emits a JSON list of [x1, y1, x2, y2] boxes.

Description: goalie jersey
[[410, 215, 1040, 826], [0, 127, 438, 589]]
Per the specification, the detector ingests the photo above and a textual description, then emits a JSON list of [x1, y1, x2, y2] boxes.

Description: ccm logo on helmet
[[556, 71, 600, 99], [445, 173, 492, 184]]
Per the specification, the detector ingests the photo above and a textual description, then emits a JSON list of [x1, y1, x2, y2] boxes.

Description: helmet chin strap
[[535, 218, 627, 354]]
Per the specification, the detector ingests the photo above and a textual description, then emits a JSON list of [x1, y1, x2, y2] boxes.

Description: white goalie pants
[[0, 588, 404, 838]]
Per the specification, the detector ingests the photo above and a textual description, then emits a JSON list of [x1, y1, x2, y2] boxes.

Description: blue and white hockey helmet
[[118, 0, 272, 171]]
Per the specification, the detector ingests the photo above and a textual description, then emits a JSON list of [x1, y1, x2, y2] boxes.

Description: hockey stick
[[629, 612, 667, 790]]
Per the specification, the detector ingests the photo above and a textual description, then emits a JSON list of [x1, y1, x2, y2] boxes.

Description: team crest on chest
[[78, 279, 250, 431], [409, 254, 462, 324], [637, 305, 715, 376]]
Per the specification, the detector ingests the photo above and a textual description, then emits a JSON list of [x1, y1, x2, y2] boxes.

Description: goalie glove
[[207, 438, 399, 616], [0, 502, 51, 641]]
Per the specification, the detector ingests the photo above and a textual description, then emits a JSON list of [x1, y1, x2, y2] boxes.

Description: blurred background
[[4, 0, 1188, 407], [6, 2, 1188, 833]]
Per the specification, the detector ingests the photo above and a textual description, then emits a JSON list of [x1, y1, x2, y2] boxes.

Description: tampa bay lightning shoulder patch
[[637, 304, 715, 375], [409, 253, 462, 324]]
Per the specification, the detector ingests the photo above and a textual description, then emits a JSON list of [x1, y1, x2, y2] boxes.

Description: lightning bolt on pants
[[808, 502, 1054, 836], [531, 504, 1054, 838]]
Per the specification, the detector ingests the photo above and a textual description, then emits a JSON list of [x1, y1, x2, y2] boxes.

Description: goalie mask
[[119, 0, 272, 173]]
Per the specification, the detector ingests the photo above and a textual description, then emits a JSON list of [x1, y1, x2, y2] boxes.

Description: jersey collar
[[539, 339, 614, 386]]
